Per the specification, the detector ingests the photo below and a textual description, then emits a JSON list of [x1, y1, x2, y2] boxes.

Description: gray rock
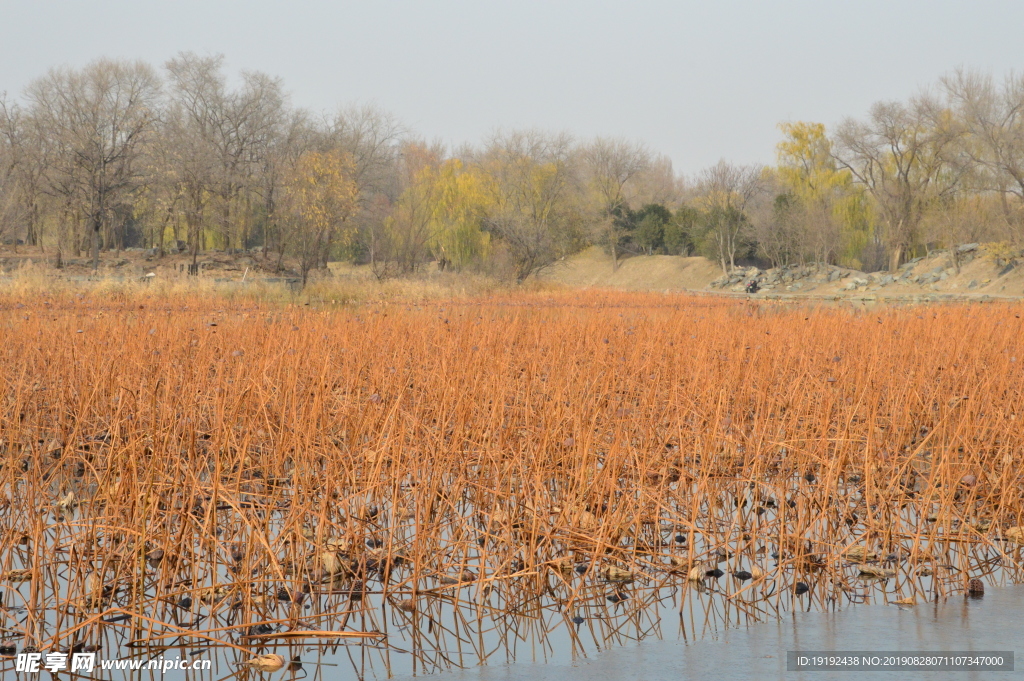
[[828, 269, 842, 282], [968, 280, 978, 289], [957, 243, 979, 253]]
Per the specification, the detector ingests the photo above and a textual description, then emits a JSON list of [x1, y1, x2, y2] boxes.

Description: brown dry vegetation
[[1, 290, 1023, 674]]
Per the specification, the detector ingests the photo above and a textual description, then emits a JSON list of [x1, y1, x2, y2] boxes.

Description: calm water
[[391, 586, 1023, 681]]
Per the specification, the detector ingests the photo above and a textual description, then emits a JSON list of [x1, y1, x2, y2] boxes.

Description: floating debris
[[844, 546, 879, 562], [241, 654, 287, 672], [2, 569, 32, 583], [601, 566, 635, 582], [857, 565, 896, 579]]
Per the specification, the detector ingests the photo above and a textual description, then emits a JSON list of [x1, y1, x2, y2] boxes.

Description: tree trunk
[[28, 202, 39, 249], [221, 195, 231, 253], [322, 228, 333, 269], [91, 215, 101, 270], [889, 244, 903, 273]]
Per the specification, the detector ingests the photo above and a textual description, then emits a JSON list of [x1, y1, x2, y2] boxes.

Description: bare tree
[[478, 130, 581, 282], [258, 109, 314, 269], [580, 137, 652, 270], [0, 95, 49, 250], [164, 53, 286, 266], [692, 160, 768, 272], [329, 104, 405, 199], [0, 113, 25, 246], [163, 53, 220, 264], [326, 105, 406, 268], [26, 59, 160, 269], [942, 69, 1024, 241], [833, 95, 965, 271], [749, 190, 803, 268]]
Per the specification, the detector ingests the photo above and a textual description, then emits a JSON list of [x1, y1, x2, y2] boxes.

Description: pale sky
[[2, 0, 1023, 176]]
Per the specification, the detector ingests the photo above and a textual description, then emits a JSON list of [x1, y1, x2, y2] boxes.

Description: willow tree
[[776, 121, 871, 267], [420, 159, 490, 270]]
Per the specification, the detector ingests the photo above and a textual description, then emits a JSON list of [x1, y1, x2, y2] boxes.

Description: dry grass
[[1, 259, 563, 306], [0, 290, 1022, 674]]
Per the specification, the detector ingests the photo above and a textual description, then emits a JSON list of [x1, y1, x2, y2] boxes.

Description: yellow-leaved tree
[[776, 121, 872, 267], [422, 159, 491, 271], [284, 149, 358, 286], [381, 154, 493, 275]]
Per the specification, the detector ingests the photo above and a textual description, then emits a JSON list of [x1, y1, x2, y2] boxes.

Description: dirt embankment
[[542, 244, 1024, 300], [537, 247, 722, 291]]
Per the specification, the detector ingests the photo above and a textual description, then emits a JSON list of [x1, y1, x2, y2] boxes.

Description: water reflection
[[402, 585, 1022, 681]]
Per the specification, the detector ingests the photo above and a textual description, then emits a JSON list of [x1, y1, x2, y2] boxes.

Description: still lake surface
[[388, 586, 1022, 681]]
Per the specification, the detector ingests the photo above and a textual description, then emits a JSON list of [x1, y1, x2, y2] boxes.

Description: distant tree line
[[1, 57, 1022, 279]]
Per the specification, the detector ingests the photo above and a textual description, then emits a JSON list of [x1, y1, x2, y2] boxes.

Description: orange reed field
[[1, 290, 1023, 671]]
